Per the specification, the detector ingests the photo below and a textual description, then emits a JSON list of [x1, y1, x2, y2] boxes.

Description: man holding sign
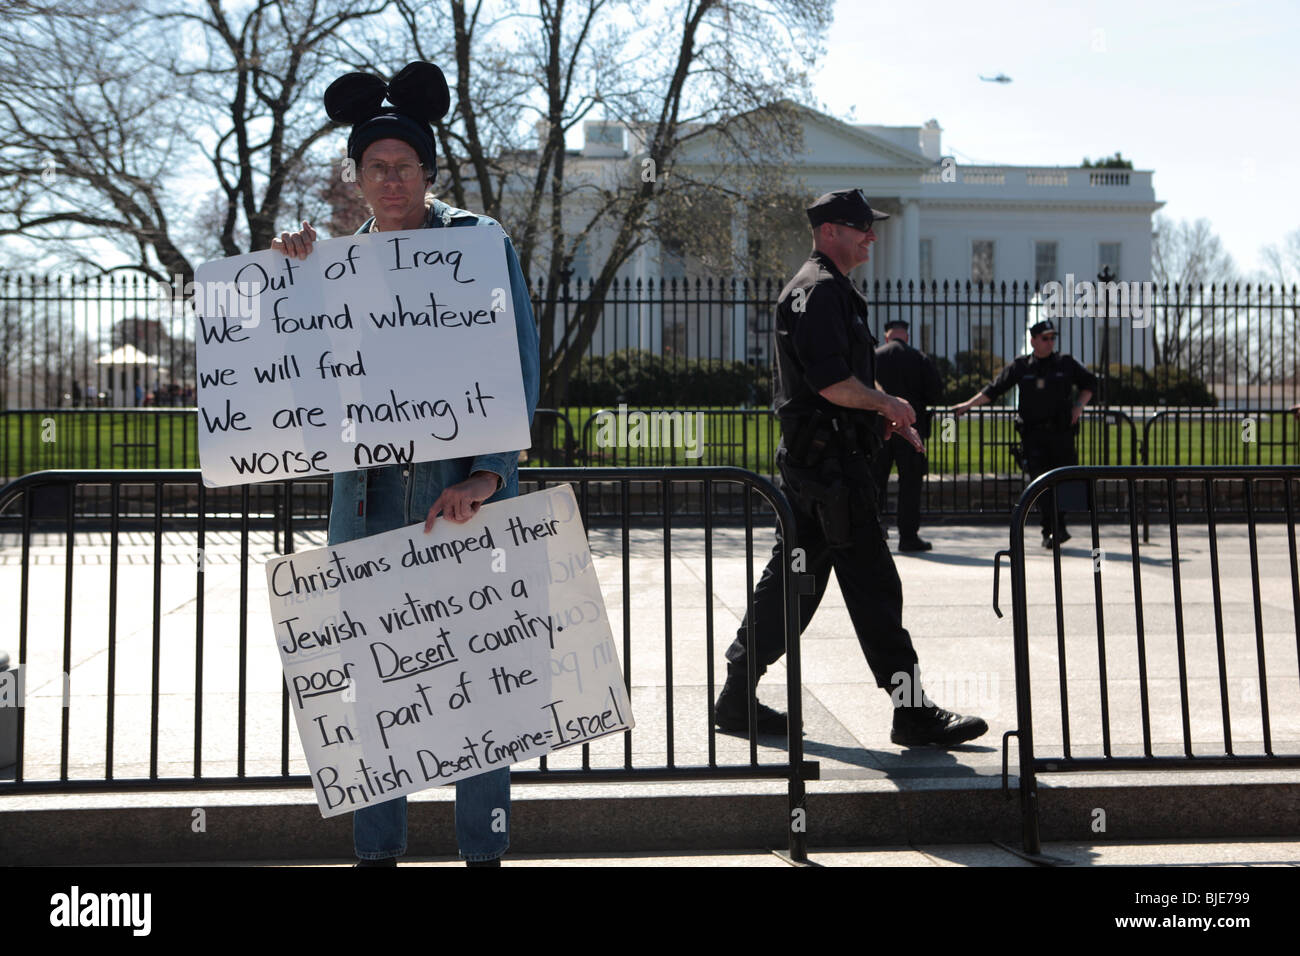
[[272, 61, 539, 867]]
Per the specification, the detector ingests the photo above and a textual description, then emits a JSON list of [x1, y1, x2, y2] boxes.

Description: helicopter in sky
[[979, 73, 1012, 83]]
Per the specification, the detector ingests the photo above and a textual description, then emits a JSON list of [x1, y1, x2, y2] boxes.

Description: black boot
[[714, 668, 788, 735]]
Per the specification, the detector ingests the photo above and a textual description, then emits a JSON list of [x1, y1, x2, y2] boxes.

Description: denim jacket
[[326, 199, 541, 545]]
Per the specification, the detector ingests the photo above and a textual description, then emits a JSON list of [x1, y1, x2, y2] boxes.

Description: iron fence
[[1143, 407, 1300, 467], [3, 272, 1297, 412], [0, 466, 817, 860], [1, 407, 577, 482], [993, 465, 1300, 858], [9, 405, 1296, 523]]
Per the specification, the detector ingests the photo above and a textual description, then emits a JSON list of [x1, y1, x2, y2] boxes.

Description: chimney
[[920, 119, 942, 162]]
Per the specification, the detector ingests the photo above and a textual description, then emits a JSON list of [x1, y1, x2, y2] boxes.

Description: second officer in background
[[872, 319, 944, 552], [951, 319, 1095, 548]]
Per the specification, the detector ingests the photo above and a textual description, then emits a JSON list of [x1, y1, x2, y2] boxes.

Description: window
[[1035, 241, 1058, 291], [569, 238, 591, 280], [586, 124, 624, 150], [919, 239, 933, 284], [661, 239, 686, 280], [1097, 320, 1124, 365], [1099, 242, 1121, 280], [971, 240, 994, 284]]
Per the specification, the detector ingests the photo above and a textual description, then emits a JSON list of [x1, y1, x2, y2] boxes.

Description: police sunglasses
[[829, 221, 876, 234]]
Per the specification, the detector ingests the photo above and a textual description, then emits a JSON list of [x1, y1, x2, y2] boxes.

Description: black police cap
[[806, 188, 891, 232], [1029, 319, 1057, 337]]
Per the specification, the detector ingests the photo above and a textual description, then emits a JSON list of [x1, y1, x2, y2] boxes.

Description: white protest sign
[[266, 484, 632, 818], [194, 226, 531, 487]]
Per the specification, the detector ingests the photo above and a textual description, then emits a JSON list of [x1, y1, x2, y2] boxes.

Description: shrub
[[563, 349, 771, 406], [1091, 362, 1217, 406], [936, 350, 1006, 404]]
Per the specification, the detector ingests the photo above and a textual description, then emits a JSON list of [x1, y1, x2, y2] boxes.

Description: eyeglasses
[[361, 161, 426, 184], [827, 221, 875, 237]]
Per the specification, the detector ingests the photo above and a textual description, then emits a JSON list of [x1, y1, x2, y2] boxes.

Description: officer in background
[[714, 188, 987, 748], [872, 319, 944, 552], [951, 319, 1096, 548]]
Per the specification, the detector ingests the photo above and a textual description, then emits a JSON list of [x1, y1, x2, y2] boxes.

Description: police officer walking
[[714, 189, 987, 748], [951, 319, 1096, 548], [872, 319, 944, 552]]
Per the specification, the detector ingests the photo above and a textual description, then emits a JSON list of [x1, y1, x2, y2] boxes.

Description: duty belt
[[784, 408, 877, 466]]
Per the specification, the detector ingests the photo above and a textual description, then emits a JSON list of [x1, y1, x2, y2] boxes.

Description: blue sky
[[810, 0, 1299, 276]]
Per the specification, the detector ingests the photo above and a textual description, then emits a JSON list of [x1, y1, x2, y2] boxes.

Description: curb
[[3, 781, 1297, 864]]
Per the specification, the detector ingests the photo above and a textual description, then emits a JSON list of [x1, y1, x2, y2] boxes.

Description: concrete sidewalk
[[3, 518, 1298, 863]]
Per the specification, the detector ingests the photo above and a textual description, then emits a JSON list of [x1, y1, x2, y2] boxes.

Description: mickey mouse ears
[[324, 62, 450, 125]]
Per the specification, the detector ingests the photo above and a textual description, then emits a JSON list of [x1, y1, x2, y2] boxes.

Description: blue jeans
[[353, 767, 511, 862], [346, 465, 512, 862]]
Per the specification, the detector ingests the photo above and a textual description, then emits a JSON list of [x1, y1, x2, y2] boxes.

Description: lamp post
[[1097, 264, 1114, 410]]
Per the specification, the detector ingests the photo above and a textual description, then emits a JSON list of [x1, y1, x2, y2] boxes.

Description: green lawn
[[3, 407, 1296, 480], [1, 410, 199, 476]]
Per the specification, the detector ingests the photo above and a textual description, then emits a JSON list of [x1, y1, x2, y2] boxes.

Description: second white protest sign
[[266, 484, 632, 818]]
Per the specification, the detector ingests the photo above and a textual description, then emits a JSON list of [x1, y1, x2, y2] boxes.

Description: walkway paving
[[3, 513, 1298, 863]]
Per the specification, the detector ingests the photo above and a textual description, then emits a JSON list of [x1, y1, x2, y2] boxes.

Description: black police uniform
[[722, 250, 920, 689], [872, 333, 943, 541], [982, 350, 1098, 537]]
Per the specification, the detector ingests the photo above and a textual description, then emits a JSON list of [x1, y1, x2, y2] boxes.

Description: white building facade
[[536, 105, 1164, 368]]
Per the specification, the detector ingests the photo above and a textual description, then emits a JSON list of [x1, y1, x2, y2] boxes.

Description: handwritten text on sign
[[266, 485, 633, 818], [194, 226, 530, 487]]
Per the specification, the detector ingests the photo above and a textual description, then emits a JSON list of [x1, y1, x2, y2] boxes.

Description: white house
[[525, 103, 1164, 369]]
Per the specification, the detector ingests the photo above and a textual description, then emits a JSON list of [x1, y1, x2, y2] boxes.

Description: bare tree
[[0, 0, 390, 284], [1150, 214, 1240, 370], [383, 0, 829, 403], [0, 290, 88, 408], [1260, 227, 1300, 288], [537, 2, 825, 404], [163, 0, 390, 263], [0, 1, 198, 279], [3, 0, 831, 405], [1257, 228, 1300, 392]]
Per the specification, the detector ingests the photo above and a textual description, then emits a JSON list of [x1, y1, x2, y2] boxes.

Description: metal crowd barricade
[[994, 465, 1300, 858], [578, 406, 779, 474], [576, 408, 781, 518], [0, 466, 816, 861], [1142, 407, 1299, 469], [527, 408, 578, 467], [917, 406, 1139, 519], [1139, 408, 1299, 541]]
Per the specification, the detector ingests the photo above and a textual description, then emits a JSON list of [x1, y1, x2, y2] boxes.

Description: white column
[[881, 213, 898, 289], [901, 198, 920, 289], [731, 205, 749, 361], [871, 222, 885, 291], [640, 235, 661, 354]]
